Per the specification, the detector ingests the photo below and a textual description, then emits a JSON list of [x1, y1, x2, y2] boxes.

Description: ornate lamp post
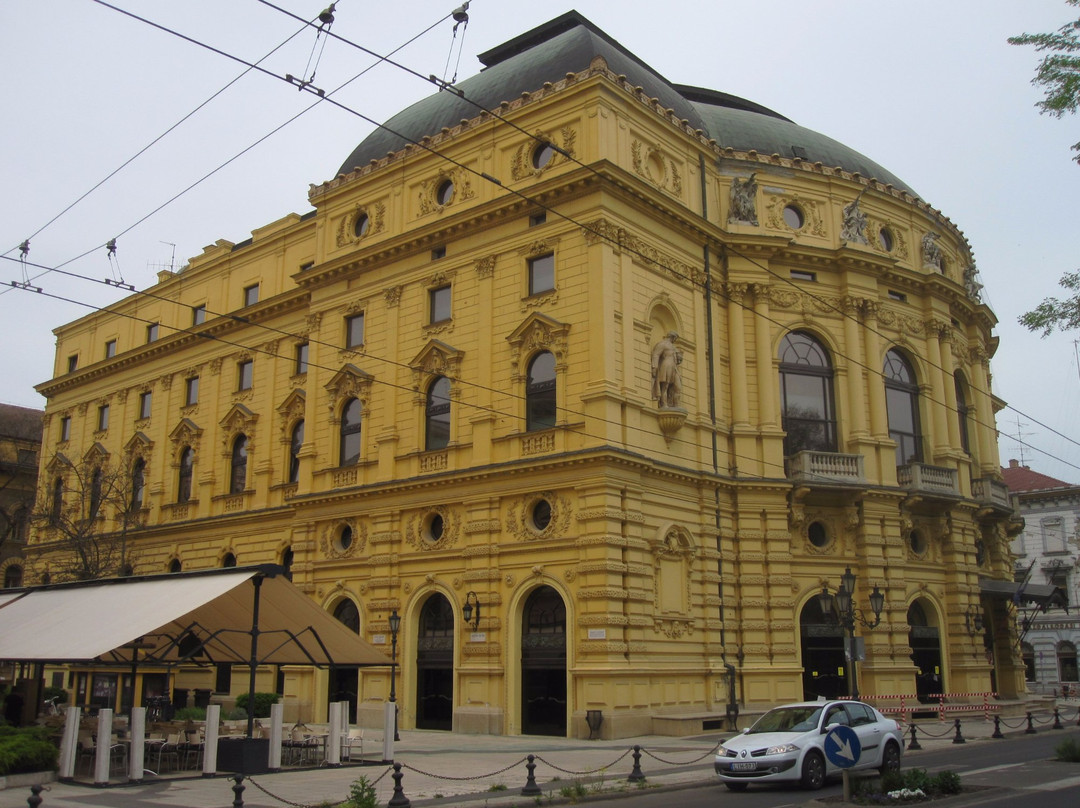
[[462, 591, 481, 630], [388, 609, 400, 742], [819, 567, 885, 699]]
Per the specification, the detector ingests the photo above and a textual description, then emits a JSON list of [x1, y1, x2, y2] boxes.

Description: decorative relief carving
[[765, 193, 826, 236], [405, 505, 460, 551], [653, 618, 694, 638], [921, 232, 944, 272], [418, 170, 474, 216], [336, 201, 387, 248], [521, 433, 555, 455], [218, 404, 257, 457], [578, 218, 701, 284], [869, 218, 909, 259], [419, 452, 447, 473], [320, 518, 364, 558], [277, 390, 306, 441], [324, 364, 373, 417], [474, 255, 495, 279], [510, 126, 577, 180], [728, 173, 758, 225], [507, 490, 572, 541], [840, 191, 869, 244], [631, 140, 683, 196]]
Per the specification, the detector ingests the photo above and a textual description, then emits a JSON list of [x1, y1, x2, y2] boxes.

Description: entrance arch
[[415, 593, 454, 730], [800, 596, 846, 700], [907, 599, 943, 702], [329, 598, 360, 722], [521, 585, 567, 736]]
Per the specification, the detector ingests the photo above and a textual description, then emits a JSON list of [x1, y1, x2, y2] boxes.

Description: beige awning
[[0, 566, 391, 668]]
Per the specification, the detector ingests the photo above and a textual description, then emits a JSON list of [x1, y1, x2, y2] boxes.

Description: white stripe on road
[[1026, 775, 1080, 791]]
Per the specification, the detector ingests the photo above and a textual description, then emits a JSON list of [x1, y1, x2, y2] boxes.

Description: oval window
[[436, 179, 454, 206], [354, 212, 370, 238], [879, 227, 894, 252], [783, 204, 805, 230], [531, 499, 552, 531], [532, 142, 554, 170]]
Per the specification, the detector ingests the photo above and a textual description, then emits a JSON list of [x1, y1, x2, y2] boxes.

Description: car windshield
[[748, 706, 823, 734]]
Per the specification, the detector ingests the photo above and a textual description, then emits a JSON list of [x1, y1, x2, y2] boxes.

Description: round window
[[909, 529, 926, 555], [531, 499, 552, 531], [425, 512, 445, 542], [336, 526, 354, 553], [808, 521, 828, 548], [783, 204, 805, 230], [879, 227, 894, 252], [436, 179, 454, 206], [532, 142, 554, 170], [354, 212, 370, 238]]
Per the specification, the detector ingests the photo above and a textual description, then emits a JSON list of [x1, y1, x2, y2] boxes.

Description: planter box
[[0, 771, 56, 791], [216, 738, 269, 774]]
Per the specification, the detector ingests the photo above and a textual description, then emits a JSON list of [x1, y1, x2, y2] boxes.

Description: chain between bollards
[[521, 754, 542, 796], [951, 718, 965, 744], [907, 724, 922, 750], [627, 744, 646, 782], [388, 762, 411, 808], [992, 715, 1004, 738], [1026, 712, 1037, 735]]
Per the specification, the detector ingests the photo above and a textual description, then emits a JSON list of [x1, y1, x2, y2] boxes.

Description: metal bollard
[[1053, 707, 1063, 730], [27, 784, 44, 808], [388, 762, 411, 808], [1025, 712, 1037, 735], [952, 719, 965, 744], [231, 774, 245, 808], [991, 715, 1004, 739], [627, 744, 646, 782], [907, 724, 922, 751], [521, 754, 542, 796]]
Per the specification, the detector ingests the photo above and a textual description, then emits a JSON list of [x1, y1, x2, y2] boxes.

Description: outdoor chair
[[341, 728, 364, 761]]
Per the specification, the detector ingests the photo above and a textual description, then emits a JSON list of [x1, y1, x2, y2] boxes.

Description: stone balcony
[[972, 476, 1015, 515], [786, 450, 866, 486], [897, 463, 960, 499]]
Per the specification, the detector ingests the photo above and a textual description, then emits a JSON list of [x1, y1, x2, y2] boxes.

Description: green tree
[[1019, 270, 1080, 335], [1009, 0, 1080, 165]]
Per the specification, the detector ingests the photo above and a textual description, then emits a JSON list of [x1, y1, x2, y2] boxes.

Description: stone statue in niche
[[840, 192, 869, 244], [728, 173, 758, 226], [651, 331, 683, 409], [921, 232, 944, 272], [963, 264, 984, 302]]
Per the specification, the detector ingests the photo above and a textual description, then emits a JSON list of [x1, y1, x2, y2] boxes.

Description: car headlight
[[765, 743, 799, 755], [717, 745, 732, 757]]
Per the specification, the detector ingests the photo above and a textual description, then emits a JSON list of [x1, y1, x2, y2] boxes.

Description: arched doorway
[[521, 586, 566, 736], [907, 600, 943, 703], [329, 599, 360, 722], [800, 597, 846, 700], [415, 594, 454, 730]]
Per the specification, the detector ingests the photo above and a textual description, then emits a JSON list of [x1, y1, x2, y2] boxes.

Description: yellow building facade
[[27, 13, 1021, 737]]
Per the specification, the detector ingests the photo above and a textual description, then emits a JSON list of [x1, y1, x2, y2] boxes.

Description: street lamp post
[[819, 567, 884, 700], [388, 609, 401, 742]]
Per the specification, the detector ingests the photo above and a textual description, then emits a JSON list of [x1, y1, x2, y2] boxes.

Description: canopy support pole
[[246, 576, 263, 740]]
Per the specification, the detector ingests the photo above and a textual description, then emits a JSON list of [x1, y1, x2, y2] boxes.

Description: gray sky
[[3, 0, 1079, 482]]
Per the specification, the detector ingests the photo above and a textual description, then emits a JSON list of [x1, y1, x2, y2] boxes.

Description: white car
[[714, 700, 903, 791]]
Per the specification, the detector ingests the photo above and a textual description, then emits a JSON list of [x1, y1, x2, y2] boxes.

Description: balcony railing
[[972, 476, 1012, 510], [787, 451, 865, 484], [897, 463, 959, 497]]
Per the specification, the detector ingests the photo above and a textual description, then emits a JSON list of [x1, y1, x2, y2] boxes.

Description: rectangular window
[[430, 285, 451, 323], [67, 355, 78, 373], [528, 253, 555, 295], [185, 376, 199, 406], [105, 339, 117, 359], [346, 313, 365, 348], [97, 404, 110, 432], [192, 304, 206, 325], [887, 290, 907, 302], [529, 212, 547, 227], [295, 343, 309, 375], [243, 283, 260, 307], [146, 323, 159, 343], [60, 416, 71, 442], [431, 246, 446, 260], [791, 270, 817, 282], [138, 391, 152, 420], [214, 663, 233, 694], [238, 360, 253, 391]]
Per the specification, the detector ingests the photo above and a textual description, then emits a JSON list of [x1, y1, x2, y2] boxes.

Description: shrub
[[174, 706, 207, 721], [226, 707, 250, 721], [0, 726, 59, 775], [345, 775, 378, 808], [932, 769, 962, 795], [234, 692, 280, 718], [1055, 737, 1080, 762]]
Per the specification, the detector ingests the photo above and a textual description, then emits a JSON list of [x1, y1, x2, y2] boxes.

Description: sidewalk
[[0, 719, 1013, 808]]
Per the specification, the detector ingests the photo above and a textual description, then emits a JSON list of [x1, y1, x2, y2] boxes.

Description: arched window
[[50, 477, 63, 525], [333, 599, 360, 633], [288, 420, 304, 483], [779, 331, 837, 455], [222, 552, 236, 568], [884, 349, 922, 465], [281, 546, 294, 581], [526, 351, 556, 431], [89, 467, 103, 518], [1059, 641, 1079, 683], [230, 435, 248, 493], [340, 399, 362, 466], [169, 558, 182, 574], [178, 447, 194, 503], [131, 458, 146, 509], [954, 371, 971, 454], [425, 376, 451, 450], [3, 565, 22, 589]]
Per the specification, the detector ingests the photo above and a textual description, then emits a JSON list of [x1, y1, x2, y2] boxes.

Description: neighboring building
[[26, 13, 1021, 737], [0, 403, 42, 690], [1003, 459, 1079, 694]]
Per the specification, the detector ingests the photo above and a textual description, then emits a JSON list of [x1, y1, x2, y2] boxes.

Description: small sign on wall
[[372, 634, 387, 644], [469, 632, 486, 643], [588, 628, 607, 640]]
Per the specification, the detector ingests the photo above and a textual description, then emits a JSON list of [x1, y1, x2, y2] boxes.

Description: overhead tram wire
[[0, 11, 320, 273], [6, 257, 800, 480], [68, 2, 1080, 466], [251, 0, 1074, 458]]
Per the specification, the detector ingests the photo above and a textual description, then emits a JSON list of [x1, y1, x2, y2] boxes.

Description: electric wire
[[16, 2, 1080, 476]]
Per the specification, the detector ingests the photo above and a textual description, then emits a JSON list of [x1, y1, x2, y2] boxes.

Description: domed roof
[[336, 11, 912, 193]]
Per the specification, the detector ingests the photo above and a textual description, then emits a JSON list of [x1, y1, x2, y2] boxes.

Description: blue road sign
[[824, 725, 861, 769]]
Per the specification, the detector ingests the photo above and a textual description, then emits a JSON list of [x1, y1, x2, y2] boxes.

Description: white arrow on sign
[[831, 735, 855, 762]]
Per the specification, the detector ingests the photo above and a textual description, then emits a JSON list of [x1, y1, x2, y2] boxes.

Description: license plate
[[732, 762, 756, 771]]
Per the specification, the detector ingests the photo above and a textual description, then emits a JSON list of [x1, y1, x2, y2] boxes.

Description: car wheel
[[800, 750, 826, 790], [724, 782, 748, 792], [879, 741, 901, 775]]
